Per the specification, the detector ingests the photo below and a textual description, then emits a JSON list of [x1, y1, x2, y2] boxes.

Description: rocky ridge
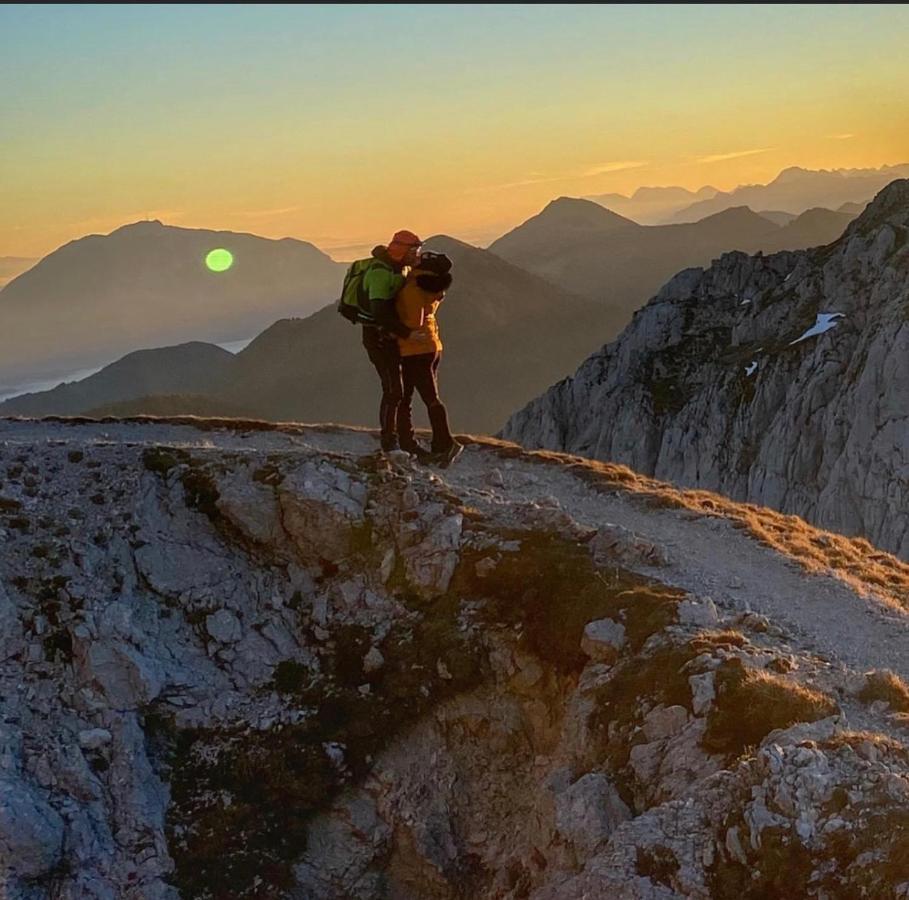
[[1, 417, 909, 899], [502, 179, 909, 561]]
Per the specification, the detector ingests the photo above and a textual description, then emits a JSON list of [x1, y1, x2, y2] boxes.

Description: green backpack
[[337, 258, 383, 325]]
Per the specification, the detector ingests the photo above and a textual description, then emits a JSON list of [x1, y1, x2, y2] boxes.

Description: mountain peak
[[423, 234, 476, 254], [691, 206, 776, 231], [114, 219, 167, 233], [773, 166, 812, 184], [0, 220, 346, 385], [520, 197, 641, 232], [541, 196, 639, 228], [850, 178, 909, 230]]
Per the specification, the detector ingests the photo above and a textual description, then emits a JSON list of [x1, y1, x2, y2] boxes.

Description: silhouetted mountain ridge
[[664, 163, 909, 223], [0, 236, 617, 435], [0, 342, 235, 418], [0, 221, 345, 384], [486, 197, 855, 305]]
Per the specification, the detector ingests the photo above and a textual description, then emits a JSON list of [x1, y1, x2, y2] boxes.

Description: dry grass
[[704, 658, 837, 756], [857, 669, 909, 713], [459, 434, 909, 611], [690, 629, 749, 649]]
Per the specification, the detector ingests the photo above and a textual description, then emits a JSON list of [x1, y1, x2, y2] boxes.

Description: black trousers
[[399, 352, 454, 453], [362, 327, 403, 450]]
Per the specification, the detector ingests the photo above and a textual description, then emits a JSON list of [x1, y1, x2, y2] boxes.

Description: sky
[[2, 3, 908, 260]]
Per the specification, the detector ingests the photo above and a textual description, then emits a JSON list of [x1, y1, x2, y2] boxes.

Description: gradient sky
[[2, 3, 908, 259]]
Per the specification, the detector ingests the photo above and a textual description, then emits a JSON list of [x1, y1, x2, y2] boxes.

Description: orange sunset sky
[[2, 4, 908, 261]]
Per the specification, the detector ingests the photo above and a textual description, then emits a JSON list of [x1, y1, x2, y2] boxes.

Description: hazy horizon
[[3, 4, 908, 260], [1, 161, 904, 266]]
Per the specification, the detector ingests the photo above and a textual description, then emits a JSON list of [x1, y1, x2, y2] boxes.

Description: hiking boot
[[401, 442, 434, 464], [432, 440, 463, 469]]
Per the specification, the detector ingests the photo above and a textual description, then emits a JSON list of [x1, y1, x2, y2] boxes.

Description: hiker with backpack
[[337, 230, 431, 454], [394, 250, 462, 468]]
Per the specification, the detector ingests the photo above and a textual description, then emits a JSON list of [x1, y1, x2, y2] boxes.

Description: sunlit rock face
[[502, 179, 909, 560], [1, 417, 909, 899]]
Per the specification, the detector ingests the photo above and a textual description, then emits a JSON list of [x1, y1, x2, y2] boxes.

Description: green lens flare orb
[[205, 248, 234, 272]]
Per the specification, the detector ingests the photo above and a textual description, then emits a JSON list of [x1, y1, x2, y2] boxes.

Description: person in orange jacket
[[355, 230, 429, 452], [394, 251, 462, 467]]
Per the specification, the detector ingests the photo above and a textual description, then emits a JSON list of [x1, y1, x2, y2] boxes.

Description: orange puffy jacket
[[395, 266, 444, 357]]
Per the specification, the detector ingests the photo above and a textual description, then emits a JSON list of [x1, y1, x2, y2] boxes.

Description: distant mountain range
[[0, 193, 865, 433], [1, 237, 617, 436], [487, 197, 857, 304], [1, 169, 882, 392], [756, 211, 798, 227], [586, 164, 906, 225], [663, 164, 909, 224], [0, 342, 237, 418], [584, 184, 720, 225], [0, 221, 345, 385]]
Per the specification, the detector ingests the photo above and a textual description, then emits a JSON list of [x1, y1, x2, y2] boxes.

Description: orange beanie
[[387, 230, 422, 261]]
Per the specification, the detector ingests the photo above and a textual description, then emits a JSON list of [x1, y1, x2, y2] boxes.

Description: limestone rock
[[78, 728, 113, 750], [642, 704, 689, 742], [0, 777, 65, 879], [205, 609, 242, 644], [553, 773, 632, 856], [0, 579, 23, 662], [581, 618, 626, 663], [689, 671, 716, 715], [363, 645, 385, 674], [677, 598, 719, 628], [502, 180, 909, 561], [399, 508, 463, 598], [81, 640, 164, 709]]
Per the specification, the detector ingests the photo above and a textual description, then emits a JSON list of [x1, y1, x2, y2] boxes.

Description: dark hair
[[417, 251, 452, 275], [416, 272, 452, 293]]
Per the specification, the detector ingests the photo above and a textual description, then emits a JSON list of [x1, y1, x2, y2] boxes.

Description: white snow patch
[[740, 298, 751, 306], [784, 272, 793, 282], [789, 313, 844, 346], [745, 361, 758, 377]]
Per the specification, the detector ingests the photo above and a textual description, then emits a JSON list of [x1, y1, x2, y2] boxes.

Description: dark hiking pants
[[362, 327, 403, 451], [398, 351, 454, 453]]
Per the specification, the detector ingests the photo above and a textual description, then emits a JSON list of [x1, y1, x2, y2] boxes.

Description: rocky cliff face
[[2, 417, 909, 899], [501, 179, 909, 560]]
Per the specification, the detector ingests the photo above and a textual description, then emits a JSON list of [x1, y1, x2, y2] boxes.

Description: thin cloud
[[235, 206, 304, 219], [582, 160, 648, 177], [302, 234, 381, 257], [696, 148, 773, 164], [828, 133, 855, 140], [316, 241, 374, 260], [471, 160, 650, 193], [475, 175, 569, 192]]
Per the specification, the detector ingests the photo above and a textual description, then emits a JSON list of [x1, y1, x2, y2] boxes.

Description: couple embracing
[[339, 230, 463, 468]]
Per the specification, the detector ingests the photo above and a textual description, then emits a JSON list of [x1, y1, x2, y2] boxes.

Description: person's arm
[[363, 266, 411, 337]]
